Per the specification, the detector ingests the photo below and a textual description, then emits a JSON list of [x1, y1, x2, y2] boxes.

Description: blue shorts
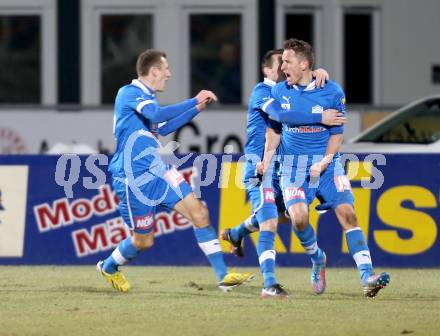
[[280, 156, 354, 210], [112, 166, 192, 234], [244, 161, 285, 224]]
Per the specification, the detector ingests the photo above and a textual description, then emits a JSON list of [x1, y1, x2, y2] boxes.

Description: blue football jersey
[[109, 79, 197, 178], [270, 79, 346, 156], [243, 78, 280, 180]]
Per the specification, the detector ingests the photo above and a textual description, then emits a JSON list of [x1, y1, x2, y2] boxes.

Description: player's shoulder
[[250, 81, 272, 101], [252, 81, 271, 93], [119, 83, 143, 97], [117, 82, 154, 102], [116, 83, 137, 99], [273, 80, 289, 94], [323, 80, 344, 95]]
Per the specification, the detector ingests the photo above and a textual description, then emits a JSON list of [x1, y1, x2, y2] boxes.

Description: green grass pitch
[[1, 266, 439, 336]]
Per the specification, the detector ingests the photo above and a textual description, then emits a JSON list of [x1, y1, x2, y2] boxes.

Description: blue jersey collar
[[132, 79, 155, 96], [263, 77, 277, 87], [293, 80, 316, 92]]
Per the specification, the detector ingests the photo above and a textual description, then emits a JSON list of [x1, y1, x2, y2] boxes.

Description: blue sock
[[345, 227, 374, 284], [293, 224, 324, 264], [194, 226, 228, 282], [257, 230, 277, 288], [103, 236, 139, 274], [229, 216, 259, 242]]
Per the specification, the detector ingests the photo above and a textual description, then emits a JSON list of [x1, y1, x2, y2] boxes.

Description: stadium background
[[0, 0, 439, 268]]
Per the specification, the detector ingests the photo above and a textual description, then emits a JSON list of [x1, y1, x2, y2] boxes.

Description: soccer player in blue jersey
[[221, 49, 345, 298], [97, 49, 253, 292], [261, 39, 390, 297]]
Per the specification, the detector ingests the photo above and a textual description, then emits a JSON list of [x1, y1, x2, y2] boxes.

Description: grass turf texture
[[0, 267, 439, 336]]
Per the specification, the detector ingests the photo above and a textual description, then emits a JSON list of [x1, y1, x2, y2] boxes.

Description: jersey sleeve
[[267, 118, 282, 132], [126, 90, 198, 123], [252, 86, 272, 110], [157, 107, 199, 136], [329, 88, 346, 135]]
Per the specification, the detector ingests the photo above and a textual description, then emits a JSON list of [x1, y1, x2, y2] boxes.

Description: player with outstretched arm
[[97, 49, 254, 293]]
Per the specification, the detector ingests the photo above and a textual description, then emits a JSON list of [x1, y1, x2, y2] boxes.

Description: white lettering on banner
[[71, 210, 193, 257], [34, 184, 118, 232], [154, 210, 192, 237], [34, 167, 196, 234], [0, 166, 28, 257], [35, 166, 196, 257], [72, 217, 129, 257], [284, 187, 306, 201]]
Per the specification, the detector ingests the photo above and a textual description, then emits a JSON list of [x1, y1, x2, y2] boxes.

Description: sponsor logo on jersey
[[312, 105, 324, 114], [284, 187, 305, 201], [283, 126, 326, 133], [263, 188, 275, 203], [134, 213, 154, 230], [281, 96, 291, 110]]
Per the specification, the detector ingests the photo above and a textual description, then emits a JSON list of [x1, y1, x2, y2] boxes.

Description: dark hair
[[261, 49, 283, 73], [283, 38, 314, 69], [136, 49, 167, 76]]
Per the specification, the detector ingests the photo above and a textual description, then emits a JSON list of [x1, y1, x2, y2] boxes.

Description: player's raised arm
[[136, 97, 197, 123], [137, 89, 216, 124], [157, 106, 199, 136], [262, 97, 346, 126], [157, 90, 216, 136]]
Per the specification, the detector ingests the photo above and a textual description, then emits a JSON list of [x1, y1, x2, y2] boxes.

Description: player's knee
[[292, 211, 308, 230], [191, 202, 210, 227], [260, 218, 278, 232], [132, 234, 154, 250]]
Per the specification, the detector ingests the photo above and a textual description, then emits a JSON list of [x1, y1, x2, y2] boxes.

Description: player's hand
[[310, 162, 326, 178], [256, 162, 264, 175], [195, 90, 218, 104], [196, 100, 208, 111], [321, 109, 347, 126], [312, 68, 329, 88], [310, 155, 333, 178]]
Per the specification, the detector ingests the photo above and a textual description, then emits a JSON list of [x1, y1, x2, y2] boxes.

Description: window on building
[[344, 12, 373, 104], [101, 14, 153, 104], [190, 14, 241, 105], [285, 13, 314, 46], [0, 15, 41, 103], [279, 7, 321, 68]]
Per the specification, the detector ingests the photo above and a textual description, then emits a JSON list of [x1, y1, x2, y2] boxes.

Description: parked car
[[342, 95, 440, 153]]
